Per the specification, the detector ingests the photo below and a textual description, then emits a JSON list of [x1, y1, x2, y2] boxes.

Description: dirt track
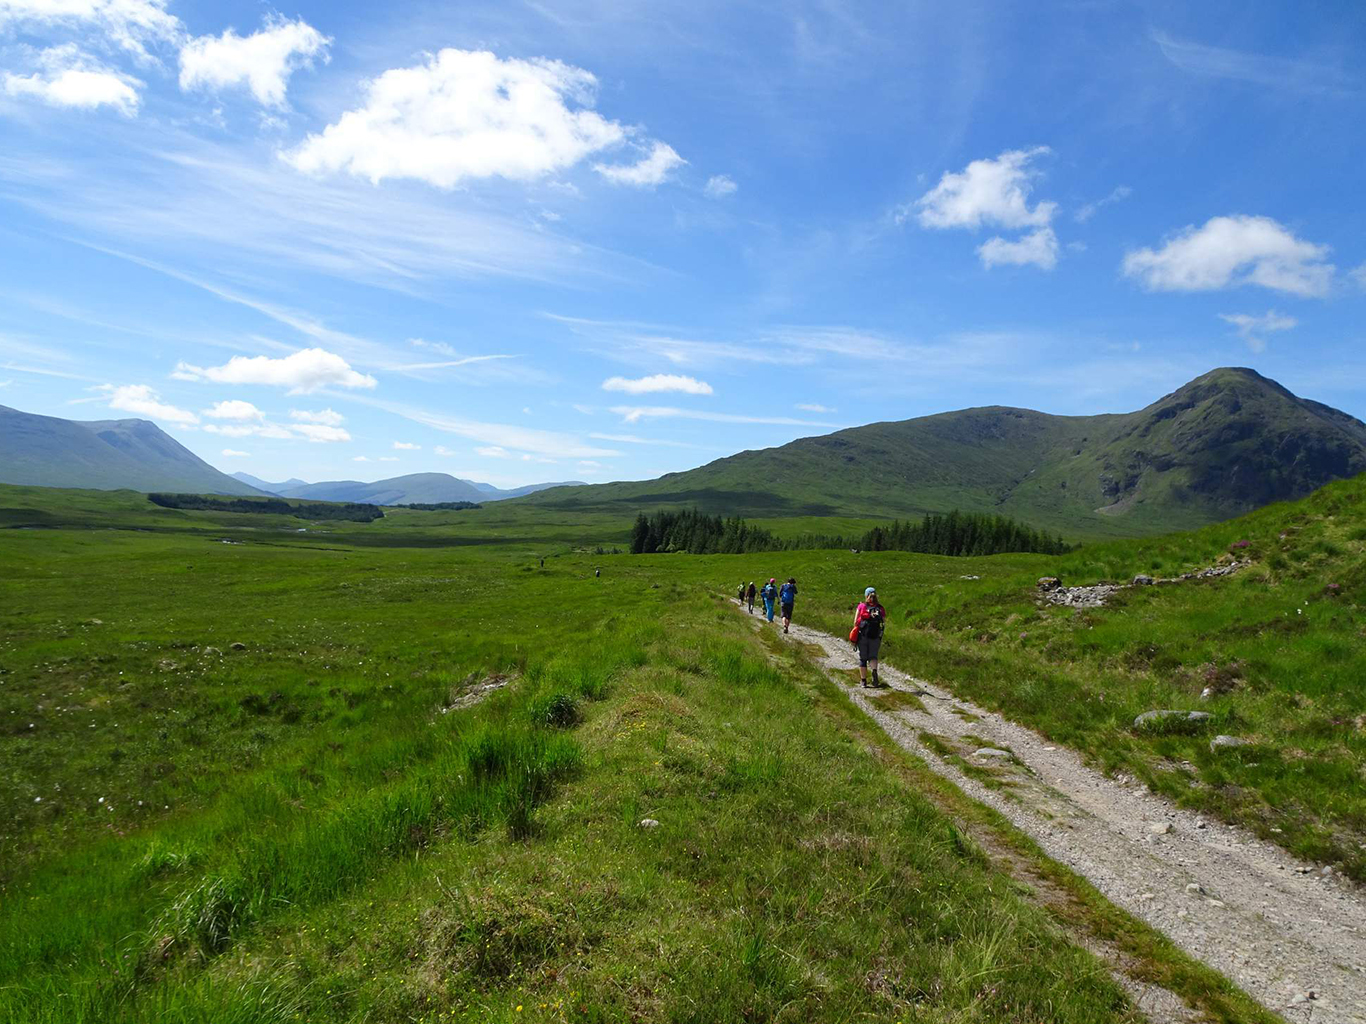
[[739, 603, 1366, 1023]]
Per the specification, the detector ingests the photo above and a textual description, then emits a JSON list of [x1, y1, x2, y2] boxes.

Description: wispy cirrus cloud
[[350, 394, 622, 460], [1218, 310, 1297, 352], [1152, 31, 1356, 96], [1074, 185, 1131, 224]]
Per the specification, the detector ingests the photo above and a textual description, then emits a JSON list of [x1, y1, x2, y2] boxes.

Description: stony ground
[[740, 603, 1366, 1024]]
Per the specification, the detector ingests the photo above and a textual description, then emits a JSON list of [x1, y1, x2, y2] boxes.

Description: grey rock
[[203, 646, 222, 657], [1037, 576, 1062, 591], [1186, 882, 1206, 894], [230, 642, 247, 651], [1210, 734, 1250, 752], [1132, 574, 1156, 585], [1149, 822, 1174, 835], [1134, 709, 1212, 730], [638, 818, 660, 829], [973, 747, 1013, 760]]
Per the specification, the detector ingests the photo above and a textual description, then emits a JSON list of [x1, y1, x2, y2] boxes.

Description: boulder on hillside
[[1037, 576, 1062, 591], [1209, 734, 1250, 752], [1133, 709, 1212, 733]]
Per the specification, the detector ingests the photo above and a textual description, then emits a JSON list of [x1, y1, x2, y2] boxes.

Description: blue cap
[[865, 586, 876, 596]]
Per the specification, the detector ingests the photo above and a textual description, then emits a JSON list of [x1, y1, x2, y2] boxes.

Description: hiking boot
[[872, 670, 881, 687]]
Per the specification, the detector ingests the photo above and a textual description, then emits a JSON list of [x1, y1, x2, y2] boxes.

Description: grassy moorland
[[0, 488, 1177, 1024]]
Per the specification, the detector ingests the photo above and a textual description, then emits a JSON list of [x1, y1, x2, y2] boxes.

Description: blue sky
[[1, 0, 1364, 488]]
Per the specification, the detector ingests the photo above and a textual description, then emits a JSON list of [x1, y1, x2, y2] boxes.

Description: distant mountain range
[[0, 405, 263, 496], [6, 369, 1364, 537], [520, 368, 1366, 537], [232, 472, 586, 504]]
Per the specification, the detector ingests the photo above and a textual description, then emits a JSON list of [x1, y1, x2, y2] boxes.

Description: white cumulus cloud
[[203, 399, 263, 420], [433, 445, 456, 456], [291, 423, 350, 443], [913, 147, 1056, 230], [173, 347, 376, 394], [392, 441, 420, 450], [795, 402, 834, 413], [284, 48, 642, 188], [476, 445, 510, 458], [704, 174, 737, 198], [977, 227, 1059, 270], [220, 448, 250, 457], [97, 383, 198, 424], [594, 141, 685, 188], [601, 373, 712, 395], [0, 0, 182, 64], [1218, 310, 1297, 353], [1123, 215, 1333, 297], [351, 455, 369, 462], [2, 45, 141, 114], [179, 15, 329, 108], [289, 407, 344, 425]]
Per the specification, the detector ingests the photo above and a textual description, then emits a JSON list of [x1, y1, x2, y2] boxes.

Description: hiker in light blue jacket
[[761, 578, 778, 622]]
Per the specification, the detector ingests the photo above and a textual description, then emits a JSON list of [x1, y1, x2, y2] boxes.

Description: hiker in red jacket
[[853, 586, 887, 687]]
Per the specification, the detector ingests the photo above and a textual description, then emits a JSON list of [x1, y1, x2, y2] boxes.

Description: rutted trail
[[740, 604, 1366, 1024]]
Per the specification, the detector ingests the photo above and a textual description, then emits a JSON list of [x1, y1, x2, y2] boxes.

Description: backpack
[[780, 583, 796, 604], [860, 603, 885, 640]]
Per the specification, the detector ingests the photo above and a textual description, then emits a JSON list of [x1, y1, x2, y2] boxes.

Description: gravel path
[[748, 606, 1366, 1023]]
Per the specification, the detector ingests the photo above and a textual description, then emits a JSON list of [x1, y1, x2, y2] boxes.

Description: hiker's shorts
[[780, 603, 794, 619], [857, 634, 882, 667]]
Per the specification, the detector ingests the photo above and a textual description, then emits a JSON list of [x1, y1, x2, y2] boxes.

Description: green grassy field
[[2, 476, 1362, 1020], [0, 488, 1165, 1024]]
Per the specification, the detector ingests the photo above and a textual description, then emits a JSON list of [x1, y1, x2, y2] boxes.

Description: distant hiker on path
[[595, 567, 601, 578], [746, 581, 757, 614], [737, 582, 746, 603], [761, 578, 778, 622], [853, 586, 886, 687], [779, 577, 798, 634]]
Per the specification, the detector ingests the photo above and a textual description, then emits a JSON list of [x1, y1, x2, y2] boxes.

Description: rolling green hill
[[0, 405, 263, 496], [523, 368, 1366, 538]]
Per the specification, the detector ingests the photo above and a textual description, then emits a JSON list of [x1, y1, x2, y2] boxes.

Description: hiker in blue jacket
[[778, 577, 798, 634], [761, 578, 778, 622]]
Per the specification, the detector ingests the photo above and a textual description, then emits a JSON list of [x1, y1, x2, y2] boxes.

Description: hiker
[[761, 578, 778, 622], [595, 567, 601, 578], [853, 586, 887, 687], [540, 558, 544, 569], [779, 577, 798, 634], [745, 581, 757, 614], [736, 582, 746, 603]]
